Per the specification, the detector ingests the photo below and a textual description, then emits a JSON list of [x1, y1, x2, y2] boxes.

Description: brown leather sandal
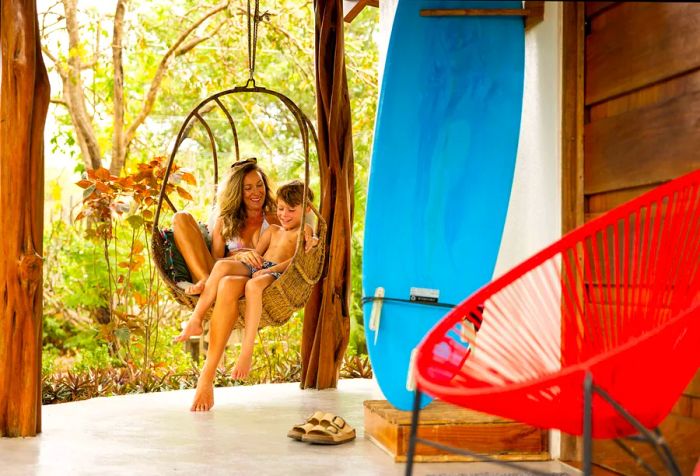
[[301, 413, 356, 445], [287, 410, 325, 441]]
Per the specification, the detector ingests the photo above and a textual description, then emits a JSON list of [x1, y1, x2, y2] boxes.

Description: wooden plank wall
[[582, 2, 700, 474]]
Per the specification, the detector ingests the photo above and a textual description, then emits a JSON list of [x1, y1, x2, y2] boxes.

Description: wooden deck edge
[[365, 434, 403, 462], [365, 434, 551, 463], [395, 451, 551, 464], [365, 401, 550, 463]]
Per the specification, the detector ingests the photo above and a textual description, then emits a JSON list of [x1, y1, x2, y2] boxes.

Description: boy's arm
[[303, 223, 318, 251]]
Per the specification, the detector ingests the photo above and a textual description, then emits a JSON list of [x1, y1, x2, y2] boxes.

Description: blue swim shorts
[[242, 260, 282, 280]]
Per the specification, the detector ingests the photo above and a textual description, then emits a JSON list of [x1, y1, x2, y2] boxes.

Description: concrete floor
[[0, 379, 578, 476]]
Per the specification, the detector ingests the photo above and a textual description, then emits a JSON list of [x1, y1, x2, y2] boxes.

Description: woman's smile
[[242, 170, 266, 210]]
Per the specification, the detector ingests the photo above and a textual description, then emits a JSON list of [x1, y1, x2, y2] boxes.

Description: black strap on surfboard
[[361, 297, 485, 330], [361, 296, 457, 309]]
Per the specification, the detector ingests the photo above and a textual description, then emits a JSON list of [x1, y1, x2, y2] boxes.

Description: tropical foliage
[[41, 0, 378, 398]]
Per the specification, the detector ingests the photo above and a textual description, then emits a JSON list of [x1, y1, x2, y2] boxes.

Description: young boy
[[175, 180, 315, 380], [230, 180, 315, 379]]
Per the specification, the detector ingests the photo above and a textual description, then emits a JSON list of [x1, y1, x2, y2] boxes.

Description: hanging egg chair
[[151, 0, 326, 329]]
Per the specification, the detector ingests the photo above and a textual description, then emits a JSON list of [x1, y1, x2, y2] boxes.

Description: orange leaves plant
[[73, 157, 196, 368], [75, 157, 196, 238]]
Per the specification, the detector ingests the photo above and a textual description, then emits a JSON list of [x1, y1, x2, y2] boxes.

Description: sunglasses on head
[[231, 157, 257, 168]]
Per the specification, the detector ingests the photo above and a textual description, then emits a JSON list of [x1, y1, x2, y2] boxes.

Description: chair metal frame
[[405, 169, 700, 475]]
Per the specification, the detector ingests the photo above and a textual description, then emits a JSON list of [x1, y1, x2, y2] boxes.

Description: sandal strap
[[325, 425, 340, 435], [331, 415, 346, 429], [318, 412, 336, 426], [293, 410, 326, 430], [307, 410, 325, 423]]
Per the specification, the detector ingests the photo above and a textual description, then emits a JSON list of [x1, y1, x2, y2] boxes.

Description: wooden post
[[0, 0, 50, 437], [301, 0, 353, 389], [559, 0, 585, 462]]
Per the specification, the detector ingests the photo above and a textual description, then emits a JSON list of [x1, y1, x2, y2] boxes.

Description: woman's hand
[[236, 249, 264, 268]]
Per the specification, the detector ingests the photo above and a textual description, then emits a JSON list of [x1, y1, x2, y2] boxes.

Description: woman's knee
[[211, 260, 228, 274]]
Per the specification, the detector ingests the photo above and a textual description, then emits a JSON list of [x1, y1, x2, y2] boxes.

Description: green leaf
[[114, 327, 130, 344], [82, 184, 96, 199], [126, 215, 144, 229]]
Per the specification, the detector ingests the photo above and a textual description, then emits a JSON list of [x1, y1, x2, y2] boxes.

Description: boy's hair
[[276, 180, 314, 207]]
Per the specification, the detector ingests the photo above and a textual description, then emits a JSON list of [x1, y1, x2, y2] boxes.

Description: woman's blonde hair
[[217, 160, 275, 241]]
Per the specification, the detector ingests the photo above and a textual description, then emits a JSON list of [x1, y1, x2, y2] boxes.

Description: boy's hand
[[237, 250, 264, 267], [304, 236, 319, 252], [253, 269, 271, 278], [304, 227, 319, 252]]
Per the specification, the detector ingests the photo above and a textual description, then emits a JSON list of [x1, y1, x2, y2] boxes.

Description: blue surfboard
[[362, 0, 525, 410]]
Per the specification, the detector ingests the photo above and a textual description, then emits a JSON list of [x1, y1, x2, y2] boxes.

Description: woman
[[189, 181, 317, 412], [173, 158, 278, 342]]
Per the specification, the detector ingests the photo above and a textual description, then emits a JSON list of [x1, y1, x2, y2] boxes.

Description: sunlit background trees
[[40, 0, 378, 402]]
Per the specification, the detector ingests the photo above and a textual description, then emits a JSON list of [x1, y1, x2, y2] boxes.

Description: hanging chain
[[245, 0, 270, 87]]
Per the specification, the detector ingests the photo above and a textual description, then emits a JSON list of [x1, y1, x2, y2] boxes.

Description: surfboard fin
[[369, 287, 385, 346], [406, 347, 417, 392]]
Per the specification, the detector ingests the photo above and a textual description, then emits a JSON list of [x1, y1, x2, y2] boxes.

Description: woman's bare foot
[[173, 317, 203, 343], [190, 376, 214, 412], [185, 279, 206, 295], [231, 352, 253, 380]]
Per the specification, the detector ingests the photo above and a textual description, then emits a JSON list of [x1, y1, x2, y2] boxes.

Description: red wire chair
[[407, 169, 700, 476]]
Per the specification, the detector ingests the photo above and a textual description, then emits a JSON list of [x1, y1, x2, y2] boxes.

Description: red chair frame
[[407, 169, 700, 475]]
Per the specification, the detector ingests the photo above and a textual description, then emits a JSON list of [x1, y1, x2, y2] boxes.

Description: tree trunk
[[301, 0, 354, 389], [0, 0, 49, 437], [60, 0, 103, 171], [111, 0, 127, 176]]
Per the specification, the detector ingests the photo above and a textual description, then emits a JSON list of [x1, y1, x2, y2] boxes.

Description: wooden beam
[[303, 0, 353, 389], [420, 8, 529, 17], [524, 1, 544, 31], [0, 0, 50, 437], [344, 1, 544, 28], [561, 3, 585, 235], [420, 2, 544, 31], [560, 0, 586, 463], [343, 0, 378, 24]]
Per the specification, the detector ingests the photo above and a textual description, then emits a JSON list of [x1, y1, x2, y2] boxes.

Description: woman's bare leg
[[173, 211, 215, 293], [174, 260, 250, 342], [231, 275, 274, 380], [191, 276, 248, 412]]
